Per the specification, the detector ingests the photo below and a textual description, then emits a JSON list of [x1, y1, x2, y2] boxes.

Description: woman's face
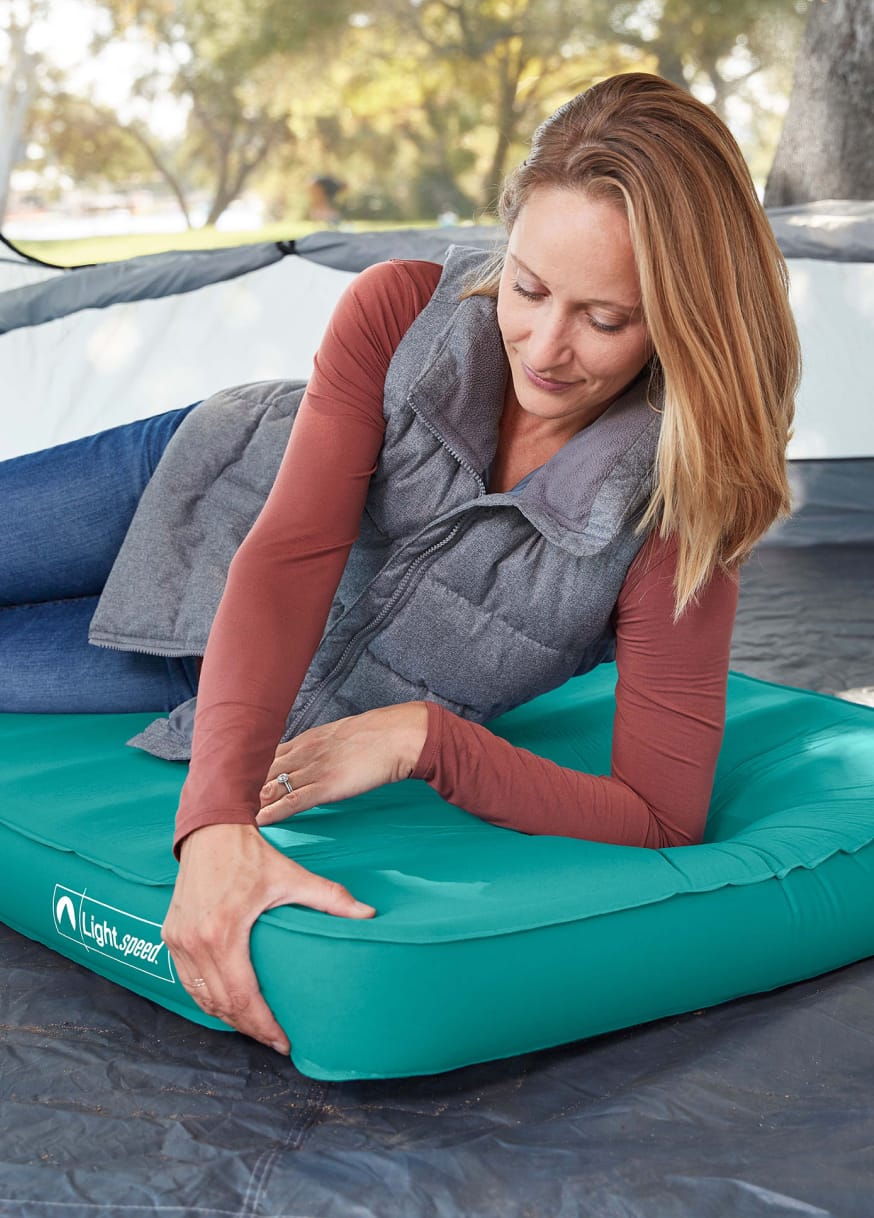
[[497, 187, 652, 433]]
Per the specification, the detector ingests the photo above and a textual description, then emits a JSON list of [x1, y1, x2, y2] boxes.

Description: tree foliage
[[85, 0, 361, 224], [587, 0, 806, 109], [369, 0, 647, 212], [7, 0, 812, 229], [277, 0, 805, 220], [30, 91, 154, 183], [261, 0, 648, 221]]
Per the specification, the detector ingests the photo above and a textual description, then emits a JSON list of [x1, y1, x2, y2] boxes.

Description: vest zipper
[[289, 405, 488, 735], [409, 403, 487, 494], [88, 635, 201, 659], [288, 521, 464, 736]]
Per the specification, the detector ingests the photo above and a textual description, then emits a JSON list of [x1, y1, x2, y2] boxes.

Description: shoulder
[[348, 258, 442, 319], [329, 260, 443, 361]]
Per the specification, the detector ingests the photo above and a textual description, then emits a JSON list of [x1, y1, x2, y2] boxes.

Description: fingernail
[[353, 901, 376, 916], [271, 1040, 289, 1055]]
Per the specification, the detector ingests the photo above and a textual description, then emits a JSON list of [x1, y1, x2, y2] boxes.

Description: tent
[[1, 210, 873, 1217], [3, 209, 873, 544]]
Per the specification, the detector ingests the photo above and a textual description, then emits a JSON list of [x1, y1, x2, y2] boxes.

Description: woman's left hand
[[257, 702, 430, 826]]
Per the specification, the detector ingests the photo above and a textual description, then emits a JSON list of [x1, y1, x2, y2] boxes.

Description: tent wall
[[1, 256, 355, 459], [787, 259, 874, 459], [1, 210, 872, 490]]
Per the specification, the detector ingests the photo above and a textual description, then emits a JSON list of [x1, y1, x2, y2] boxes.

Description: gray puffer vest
[[89, 246, 661, 760]]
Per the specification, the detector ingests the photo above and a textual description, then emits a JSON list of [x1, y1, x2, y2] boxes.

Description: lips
[[522, 362, 579, 393]]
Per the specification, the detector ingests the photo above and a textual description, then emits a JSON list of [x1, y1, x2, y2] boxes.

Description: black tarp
[[2, 538, 873, 1218]]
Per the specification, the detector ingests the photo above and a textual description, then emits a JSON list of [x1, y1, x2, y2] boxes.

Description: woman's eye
[[512, 281, 544, 302], [589, 316, 625, 334], [511, 279, 627, 333]]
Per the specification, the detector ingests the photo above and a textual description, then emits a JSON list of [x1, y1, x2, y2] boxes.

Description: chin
[[516, 383, 590, 416]]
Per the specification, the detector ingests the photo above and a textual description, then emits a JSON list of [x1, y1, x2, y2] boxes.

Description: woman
[[0, 74, 799, 1056]]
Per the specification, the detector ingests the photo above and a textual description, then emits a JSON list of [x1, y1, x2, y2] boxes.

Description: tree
[[80, 0, 358, 226], [765, 0, 874, 204], [343, 0, 647, 215], [0, 0, 47, 221], [30, 90, 160, 194], [311, 0, 805, 220], [588, 0, 807, 119]]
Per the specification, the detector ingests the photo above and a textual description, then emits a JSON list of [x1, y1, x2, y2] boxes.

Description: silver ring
[[190, 978, 207, 989], [277, 772, 294, 795]]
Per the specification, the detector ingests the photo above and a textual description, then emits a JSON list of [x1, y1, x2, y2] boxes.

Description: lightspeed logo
[[52, 884, 175, 983]]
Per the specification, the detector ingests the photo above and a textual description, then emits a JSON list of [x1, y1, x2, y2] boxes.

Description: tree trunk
[[765, 0, 874, 205], [125, 124, 193, 228], [649, 36, 689, 92], [480, 47, 522, 213], [0, 25, 40, 224]]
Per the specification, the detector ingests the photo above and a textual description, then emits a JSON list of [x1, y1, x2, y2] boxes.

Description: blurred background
[[1, 0, 870, 264]]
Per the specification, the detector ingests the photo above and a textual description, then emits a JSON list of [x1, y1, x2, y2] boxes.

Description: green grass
[[12, 223, 316, 266], [11, 218, 494, 267]]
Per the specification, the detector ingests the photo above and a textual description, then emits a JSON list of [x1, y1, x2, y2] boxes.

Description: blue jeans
[[0, 407, 201, 713]]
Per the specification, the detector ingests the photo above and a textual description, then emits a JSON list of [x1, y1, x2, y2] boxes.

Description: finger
[[259, 755, 328, 815], [164, 938, 205, 1002], [265, 745, 304, 786], [164, 939, 229, 1025], [201, 935, 290, 1053], [257, 769, 331, 822], [257, 768, 305, 820], [277, 867, 376, 919], [163, 918, 289, 1053], [258, 774, 299, 813], [256, 789, 301, 825]]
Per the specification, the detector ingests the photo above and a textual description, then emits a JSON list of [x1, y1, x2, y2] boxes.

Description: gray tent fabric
[[293, 223, 502, 270], [767, 201, 874, 262], [762, 458, 874, 546], [0, 229, 503, 335], [3, 201, 872, 338], [0, 241, 288, 335]]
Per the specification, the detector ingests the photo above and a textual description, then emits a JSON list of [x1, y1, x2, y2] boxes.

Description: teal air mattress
[[1, 667, 873, 1081]]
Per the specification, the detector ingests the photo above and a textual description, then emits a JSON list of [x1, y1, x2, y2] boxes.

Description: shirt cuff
[[410, 700, 445, 782]]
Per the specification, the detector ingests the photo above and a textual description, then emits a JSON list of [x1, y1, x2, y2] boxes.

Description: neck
[[489, 384, 576, 493], [499, 381, 595, 448]]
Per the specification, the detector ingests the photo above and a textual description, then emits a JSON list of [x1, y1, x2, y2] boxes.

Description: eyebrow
[[509, 252, 640, 313]]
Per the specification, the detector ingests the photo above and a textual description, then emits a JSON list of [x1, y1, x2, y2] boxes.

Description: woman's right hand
[[161, 822, 376, 1054]]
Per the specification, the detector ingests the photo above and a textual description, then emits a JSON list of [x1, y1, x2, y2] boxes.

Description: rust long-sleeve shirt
[[174, 260, 738, 854]]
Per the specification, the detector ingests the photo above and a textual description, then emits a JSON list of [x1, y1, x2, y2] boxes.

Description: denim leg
[[0, 596, 199, 713], [0, 405, 200, 713], [0, 404, 199, 605]]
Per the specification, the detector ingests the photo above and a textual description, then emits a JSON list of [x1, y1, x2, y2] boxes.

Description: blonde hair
[[467, 72, 800, 616]]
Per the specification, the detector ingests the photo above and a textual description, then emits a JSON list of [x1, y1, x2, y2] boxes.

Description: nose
[[525, 304, 572, 372]]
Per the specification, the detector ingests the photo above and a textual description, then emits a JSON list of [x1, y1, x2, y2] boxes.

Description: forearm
[[412, 701, 693, 848], [173, 392, 383, 854], [412, 536, 738, 849], [174, 538, 355, 850]]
